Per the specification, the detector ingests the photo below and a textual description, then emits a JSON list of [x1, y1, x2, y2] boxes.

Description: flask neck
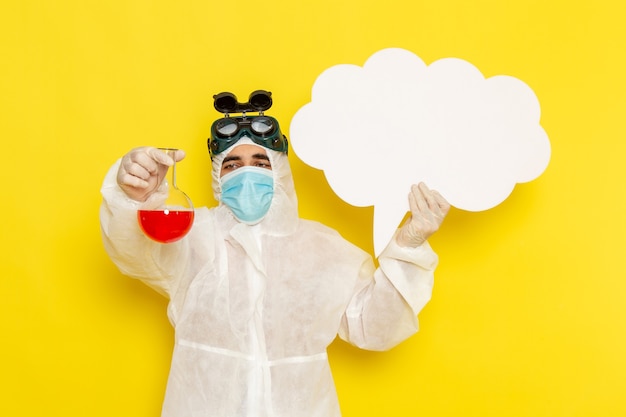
[[160, 148, 179, 189]]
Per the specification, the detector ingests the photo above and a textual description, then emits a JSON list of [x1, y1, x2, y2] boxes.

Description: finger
[[146, 147, 175, 167], [127, 149, 161, 175], [411, 184, 429, 213], [118, 172, 150, 189], [418, 182, 441, 212], [125, 161, 153, 181], [147, 148, 185, 165], [173, 149, 186, 162], [432, 190, 451, 213], [408, 187, 419, 213]]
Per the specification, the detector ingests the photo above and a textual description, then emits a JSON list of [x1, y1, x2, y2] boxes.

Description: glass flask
[[137, 148, 194, 243]]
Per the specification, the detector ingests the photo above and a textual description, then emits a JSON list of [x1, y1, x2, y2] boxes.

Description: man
[[100, 110, 449, 416]]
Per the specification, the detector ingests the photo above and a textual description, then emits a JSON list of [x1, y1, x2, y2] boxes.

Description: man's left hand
[[396, 182, 450, 248]]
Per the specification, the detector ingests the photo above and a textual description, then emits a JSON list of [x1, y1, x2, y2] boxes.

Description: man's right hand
[[116, 147, 185, 202]]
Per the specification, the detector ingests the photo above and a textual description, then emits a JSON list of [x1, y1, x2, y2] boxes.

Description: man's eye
[[222, 163, 239, 171]]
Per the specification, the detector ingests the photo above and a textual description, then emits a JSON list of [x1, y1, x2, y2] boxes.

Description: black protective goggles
[[209, 115, 288, 156], [207, 90, 288, 157]]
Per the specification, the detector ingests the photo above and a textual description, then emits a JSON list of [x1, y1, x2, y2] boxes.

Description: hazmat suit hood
[[210, 137, 299, 236]]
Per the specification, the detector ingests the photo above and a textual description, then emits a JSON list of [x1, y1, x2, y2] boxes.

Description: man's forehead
[[226, 144, 268, 158]]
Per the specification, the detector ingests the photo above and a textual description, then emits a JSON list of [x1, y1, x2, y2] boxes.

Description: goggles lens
[[215, 119, 239, 136], [251, 117, 273, 135]]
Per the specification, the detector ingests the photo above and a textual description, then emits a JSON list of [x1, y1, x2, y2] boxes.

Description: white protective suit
[[100, 141, 439, 417]]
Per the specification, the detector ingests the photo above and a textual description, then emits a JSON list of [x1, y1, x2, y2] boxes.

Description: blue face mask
[[220, 166, 274, 224]]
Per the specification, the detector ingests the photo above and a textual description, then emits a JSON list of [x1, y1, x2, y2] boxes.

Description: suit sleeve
[[99, 159, 190, 298], [338, 232, 438, 351]]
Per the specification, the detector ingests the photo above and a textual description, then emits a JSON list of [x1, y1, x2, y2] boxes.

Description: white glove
[[116, 146, 186, 202], [396, 182, 450, 248]]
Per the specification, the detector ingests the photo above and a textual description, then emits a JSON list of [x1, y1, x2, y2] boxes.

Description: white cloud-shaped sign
[[290, 48, 551, 255]]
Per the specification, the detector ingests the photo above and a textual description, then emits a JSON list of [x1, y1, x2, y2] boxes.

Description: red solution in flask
[[138, 209, 194, 243]]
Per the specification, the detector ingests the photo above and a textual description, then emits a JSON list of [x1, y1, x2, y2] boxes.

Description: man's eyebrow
[[221, 155, 242, 165], [252, 153, 270, 161], [221, 153, 270, 167]]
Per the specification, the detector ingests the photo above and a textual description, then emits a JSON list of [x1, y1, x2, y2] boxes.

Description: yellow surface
[[2, 1, 625, 416]]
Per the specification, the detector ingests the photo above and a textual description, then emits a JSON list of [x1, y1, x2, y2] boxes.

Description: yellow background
[[2, 1, 625, 416]]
